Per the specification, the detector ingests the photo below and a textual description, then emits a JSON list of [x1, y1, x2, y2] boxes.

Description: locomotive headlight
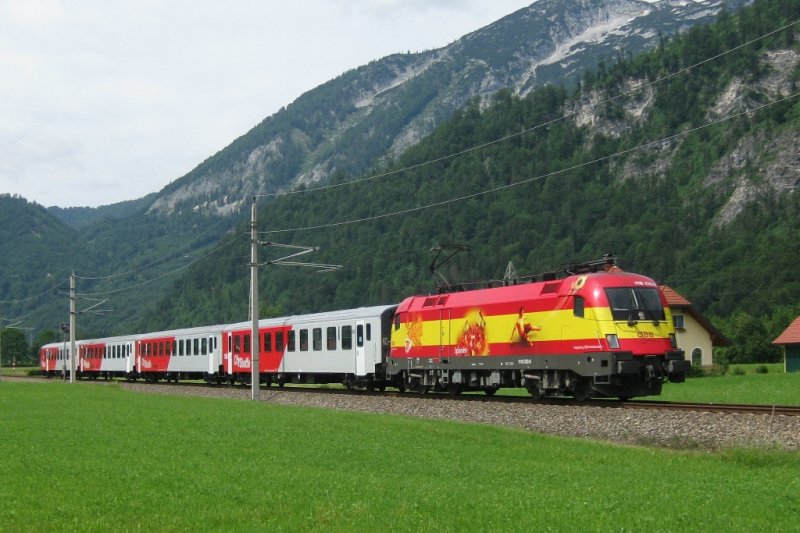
[[669, 333, 678, 349], [606, 334, 620, 349]]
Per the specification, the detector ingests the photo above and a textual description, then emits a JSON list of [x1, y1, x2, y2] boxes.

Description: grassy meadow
[[1, 381, 799, 531], [658, 365, 800, 406]]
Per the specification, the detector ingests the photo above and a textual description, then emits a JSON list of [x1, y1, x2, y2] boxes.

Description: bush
[[755, 365, 769, 374], [732, 367, 746, 376]]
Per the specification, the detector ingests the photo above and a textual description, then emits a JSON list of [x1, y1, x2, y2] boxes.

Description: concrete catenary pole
[[250, 199, 260, 401], [69, 271, 76, 384]]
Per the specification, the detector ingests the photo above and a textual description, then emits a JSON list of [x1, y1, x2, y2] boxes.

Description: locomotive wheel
[[483, 387, 498, 396], [526, 384, 543, 400], [447, 383, 462, 397], [571, 379, 592, 401]]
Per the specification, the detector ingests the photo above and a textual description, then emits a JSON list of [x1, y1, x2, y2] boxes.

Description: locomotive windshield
[[605, 287, 666, 323]]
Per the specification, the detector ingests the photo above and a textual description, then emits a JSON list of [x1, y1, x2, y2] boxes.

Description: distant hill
[[47, 194, 156, 229]]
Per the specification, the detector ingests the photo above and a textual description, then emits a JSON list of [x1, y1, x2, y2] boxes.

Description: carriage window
[[244, 334, 251, 354], [327, 327, 337, 350], [276, 331, 284, 352], [202, 338, 208, 355], [299, 330, 309, 351], [179, 340, 184, 356], [234, 335, 240, 354], [287, 331, 295, 352], [264, 332, 272, 353], [357, 325, 364, 348], [313, 328, 322, 351], [342, 326, 352, 350], [366, 324, 372, 341], [573, 296, 585, 318], [194, 338, 200, 356]]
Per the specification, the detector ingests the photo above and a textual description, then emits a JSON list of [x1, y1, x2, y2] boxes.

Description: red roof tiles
[[773, 316, 800, 345], [659, 285, 691, 306]]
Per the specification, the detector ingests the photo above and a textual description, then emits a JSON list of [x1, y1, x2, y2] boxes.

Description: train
[[40, 257, 690, 400]]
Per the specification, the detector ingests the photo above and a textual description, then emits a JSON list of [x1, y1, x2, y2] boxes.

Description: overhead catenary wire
[[76, 233, 247, 297], [260, 90, 800, 235], [74, 219, 234, 282]]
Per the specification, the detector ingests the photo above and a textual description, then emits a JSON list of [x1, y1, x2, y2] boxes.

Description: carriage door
[[225, 332, 233, 374], [438, 309, 451, 362], [355, 321, 366, 376]]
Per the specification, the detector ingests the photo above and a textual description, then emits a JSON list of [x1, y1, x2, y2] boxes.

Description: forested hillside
[[140, 0, 800, 363]]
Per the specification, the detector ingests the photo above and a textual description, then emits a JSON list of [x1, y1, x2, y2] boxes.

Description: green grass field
[[1, 381, 799, 531], [659, 369, 800, 405]]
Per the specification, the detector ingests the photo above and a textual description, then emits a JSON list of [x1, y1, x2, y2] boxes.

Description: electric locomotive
[[387, 257, 688, 399]]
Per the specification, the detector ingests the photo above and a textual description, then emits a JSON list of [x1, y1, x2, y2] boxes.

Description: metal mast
[[250, 199, 260, 401], [69, 271, 76, 384]]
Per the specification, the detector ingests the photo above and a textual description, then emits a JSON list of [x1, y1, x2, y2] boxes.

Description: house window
[[673, 315, 685, 330]]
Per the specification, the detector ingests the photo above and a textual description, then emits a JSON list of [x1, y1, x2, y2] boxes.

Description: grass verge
[[1, 381, 799, 531]]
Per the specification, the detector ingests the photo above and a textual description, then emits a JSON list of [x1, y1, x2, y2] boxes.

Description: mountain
[[139, 0, 800, 367], [47, 194, 157, 229], [3, 0, 768, 340], [144, 0, 749, 218]]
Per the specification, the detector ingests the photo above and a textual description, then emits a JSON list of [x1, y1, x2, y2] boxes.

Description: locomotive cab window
[[606, 287, 666, 322]]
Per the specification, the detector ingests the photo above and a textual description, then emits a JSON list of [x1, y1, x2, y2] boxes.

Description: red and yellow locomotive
[[388, 258, 688, 399]]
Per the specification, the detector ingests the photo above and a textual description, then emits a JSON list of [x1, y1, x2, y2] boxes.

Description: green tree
[[1, 328, 30, 367]]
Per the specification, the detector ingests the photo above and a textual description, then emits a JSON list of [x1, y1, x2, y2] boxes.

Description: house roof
[[773, 316, 800, 345], [660, 285, 691, 306], [658, 284, 733, 347]]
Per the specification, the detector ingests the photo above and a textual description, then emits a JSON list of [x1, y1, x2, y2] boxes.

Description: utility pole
[[250, 199, 260, 401], [248, 197, 342, 401], [70, 271, 76, 384]]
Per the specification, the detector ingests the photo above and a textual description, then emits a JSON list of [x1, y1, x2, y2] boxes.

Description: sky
[[0, 0, 534, 208]]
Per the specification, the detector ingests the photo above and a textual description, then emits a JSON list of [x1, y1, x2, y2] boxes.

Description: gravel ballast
[[119, 382, 800, 451]]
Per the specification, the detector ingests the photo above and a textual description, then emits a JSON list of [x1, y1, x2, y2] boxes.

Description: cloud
[[0, 0, 533, 207]]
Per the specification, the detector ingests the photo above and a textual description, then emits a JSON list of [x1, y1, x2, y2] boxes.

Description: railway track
[[9, 374, 800, 416]]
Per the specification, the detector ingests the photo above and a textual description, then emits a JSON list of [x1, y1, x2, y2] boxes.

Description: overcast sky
[[0, 0, 535, 208]]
